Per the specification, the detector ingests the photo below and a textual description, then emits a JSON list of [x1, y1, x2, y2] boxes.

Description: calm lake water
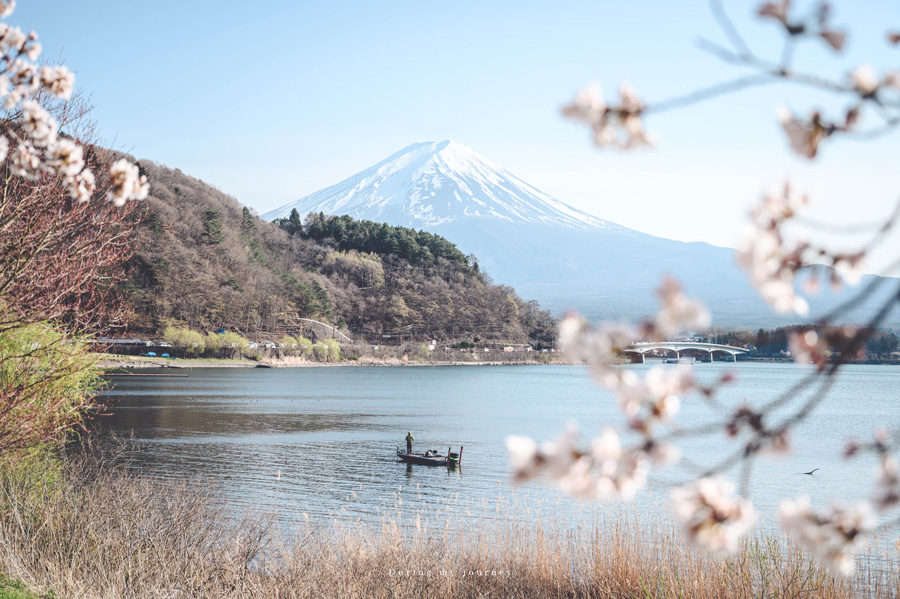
[[100, 363, 900, 538]]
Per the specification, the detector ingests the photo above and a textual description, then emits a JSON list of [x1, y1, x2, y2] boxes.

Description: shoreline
[[96, 354, 569, 370], [95, 354, 900, 370]]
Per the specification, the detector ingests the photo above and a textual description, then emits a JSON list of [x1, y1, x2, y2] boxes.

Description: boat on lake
[[665, 357, 696, 364], [396, 447, 462, 467]]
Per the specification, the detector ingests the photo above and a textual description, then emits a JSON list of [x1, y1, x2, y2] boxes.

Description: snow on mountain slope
[[262, 141, 898, 328], [264, 140, 625, 232]]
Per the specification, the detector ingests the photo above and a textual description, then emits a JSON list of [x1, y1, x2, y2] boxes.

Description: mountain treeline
[[699, 326, 899, 359], [280, 210, 475, 275], [124, 162, 556, 346]]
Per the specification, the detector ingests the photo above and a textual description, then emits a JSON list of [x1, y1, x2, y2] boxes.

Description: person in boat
[[405, 431, 414, 454]]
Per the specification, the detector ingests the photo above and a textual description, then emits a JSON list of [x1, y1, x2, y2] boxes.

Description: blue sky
[[16, 1, 900, 268]]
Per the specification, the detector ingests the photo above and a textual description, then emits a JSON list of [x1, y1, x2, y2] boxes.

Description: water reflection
[[100, 364, 900, 539]]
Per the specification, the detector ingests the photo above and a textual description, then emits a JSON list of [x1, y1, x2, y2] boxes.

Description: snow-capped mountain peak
[[263, 140, 619, 231]]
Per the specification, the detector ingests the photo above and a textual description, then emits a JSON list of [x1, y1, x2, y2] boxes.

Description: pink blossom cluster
[[671, 477, 757, 557], [506, 425, 653, 501], [561, 83, 655, 150], [737, 182, 864, 316], [0, 2, 147, 204], [758, 0, 846, 51], [779, 497, 874, 575]]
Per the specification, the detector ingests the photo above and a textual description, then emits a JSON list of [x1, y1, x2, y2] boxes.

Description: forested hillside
[[124, 162, 556, 346]]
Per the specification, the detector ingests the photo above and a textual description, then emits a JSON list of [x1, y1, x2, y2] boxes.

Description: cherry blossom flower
[[671, 477, 757, 557], [850, 65, 879, 97], [106, 158, 149, 206], [2, 88, 20, 111], [10, 142, 40, 179], [39, 65, 74, 100], [737, 229, 809, 315], [737, 183, 812, 315], [779, 497, 875, 575], [654, 276, 711, 337], [558, 313, 637, 382], [874, 453, 899, 511], [562, 82, 655, 150], [883, 70, 900, 90], [0, 2, 146, 207], [645, 439, 681, 466], [757, 0, 790, 24], [507, 423, 579, 482], [758, 0, 845, 51], [46, 138, 84, 177], [642, 365, 692, 423], [819, 30, 846, 51], [2, 25, 26, 53], [506, 435, 541, 481], [21, 99, 57, 145], [778, 107, 830, 159], [65, 168, 96, 203], [787, 329, 828, 370], [506, 425, 655, 502]]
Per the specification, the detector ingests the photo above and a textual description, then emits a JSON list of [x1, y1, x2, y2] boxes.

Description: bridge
[[623, 342, 750, 363]]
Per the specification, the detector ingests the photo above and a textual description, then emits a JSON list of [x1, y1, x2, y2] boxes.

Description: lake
[[100, 363, 900, 538]]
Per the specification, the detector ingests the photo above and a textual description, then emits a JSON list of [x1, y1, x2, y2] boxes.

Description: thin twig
[[648, 74, 775, 114], [709, 0, 753, 57]]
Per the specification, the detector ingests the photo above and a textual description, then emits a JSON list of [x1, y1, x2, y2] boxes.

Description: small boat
[[396, 446, 463, 468], [665, 357, 696, 364]]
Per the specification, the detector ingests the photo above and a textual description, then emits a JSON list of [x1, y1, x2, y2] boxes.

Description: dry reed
[[0, 451, 897, 599]]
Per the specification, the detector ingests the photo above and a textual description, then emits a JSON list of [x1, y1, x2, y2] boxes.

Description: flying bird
[[802, 468, 819, 475]]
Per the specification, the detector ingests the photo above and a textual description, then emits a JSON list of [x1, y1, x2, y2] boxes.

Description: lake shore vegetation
[[1, 447, 898, 599]]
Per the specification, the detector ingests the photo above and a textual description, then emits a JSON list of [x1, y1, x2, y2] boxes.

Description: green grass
[[0, 573, 53, 599]]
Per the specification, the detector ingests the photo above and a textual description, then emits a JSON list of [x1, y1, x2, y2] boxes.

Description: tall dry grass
[[0, 450, 897, 598]]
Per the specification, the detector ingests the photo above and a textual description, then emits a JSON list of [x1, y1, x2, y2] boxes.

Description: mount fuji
[[264, 141, 888, 327]]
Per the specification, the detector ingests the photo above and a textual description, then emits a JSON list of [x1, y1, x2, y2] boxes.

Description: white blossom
[[39, 65, 74, 100], [2, 25, 26, 53], [752, 176, 808, 222], [2, 87, 20, 111], [562, 82, 655, 150], [780, 497, 875, 575], [65, 168, 96, 203], [655, 276, 711, 337], [850, 64, 879, 96], [0, 0, 15, 19], [21, 99, 57, 145], [787, 329, 827, 369], [736, 183, 811, 316], [45, 138, 84, 177], [560, 82, 605, 125], [874, 454, 899, 511], [506, 425, 651, 501], [106, 158, 149, 205], [778, 107, 828, 159], [0, 0, 146, 207], [23, 36, 39, 62], [9, 142, 41, 179], [671, 477, 757, 557], [646, 439, 681, 466], [641, 366, 692, 423], [11, 59, 38, 94], [832, 256, 864, 287], [506, 435, 540, 481], [558, 313, 637, 382]]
